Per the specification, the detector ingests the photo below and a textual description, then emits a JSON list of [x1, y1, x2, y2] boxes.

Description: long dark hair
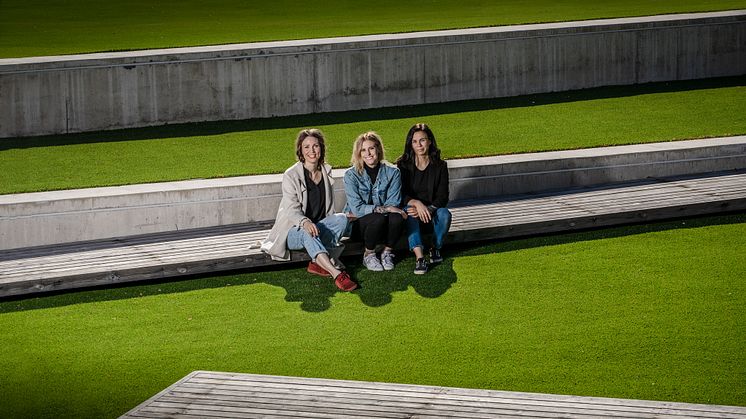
[[396, 123, 441, 168]]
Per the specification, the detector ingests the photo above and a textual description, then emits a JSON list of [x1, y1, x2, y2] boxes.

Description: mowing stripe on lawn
[[1, 77, 745, 194], [2, 0, 746, 58], [0, 214, 743, 418]]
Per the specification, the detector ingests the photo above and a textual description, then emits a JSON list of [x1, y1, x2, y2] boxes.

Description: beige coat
[[261, 162, 337, 261]]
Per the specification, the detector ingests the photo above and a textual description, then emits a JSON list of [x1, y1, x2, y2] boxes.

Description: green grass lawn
[[2, 0, 746, 58], [2, 77, 745, 195], [1, 214, 743, 418]]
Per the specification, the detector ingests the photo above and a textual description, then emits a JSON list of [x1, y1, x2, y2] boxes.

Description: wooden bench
[[1, 171, 744, 298], [121, 370, 746, 418]]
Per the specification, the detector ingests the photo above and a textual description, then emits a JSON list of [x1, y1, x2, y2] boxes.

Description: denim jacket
[[343, 163, 402, 218]]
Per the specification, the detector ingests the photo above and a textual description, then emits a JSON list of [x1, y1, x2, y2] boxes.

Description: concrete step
[[2, 171, 744, 298], [2, 136, 744, 250]]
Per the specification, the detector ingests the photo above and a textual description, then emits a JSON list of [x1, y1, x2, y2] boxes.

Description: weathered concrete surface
[[447, 136, 746, 200], [1, 136, 744, 250], [1, 11, 744, 138]]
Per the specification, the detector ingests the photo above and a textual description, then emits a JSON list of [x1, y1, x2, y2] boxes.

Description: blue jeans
[[404, 206, 452, 251], [286, 213, 348, 260]]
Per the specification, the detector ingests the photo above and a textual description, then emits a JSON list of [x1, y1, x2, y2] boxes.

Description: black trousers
[[353, 212, 405, 250]]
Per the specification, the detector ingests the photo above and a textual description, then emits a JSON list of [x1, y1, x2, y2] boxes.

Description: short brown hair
[[295, 128, 326, 170]]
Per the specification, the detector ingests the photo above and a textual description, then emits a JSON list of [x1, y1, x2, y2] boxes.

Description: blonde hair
[[351, 131, 386, 173]]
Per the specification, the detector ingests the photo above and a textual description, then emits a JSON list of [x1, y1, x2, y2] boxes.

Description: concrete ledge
[[2, 11, 744, 137], [1, 136, 744, 250], [447, 136, 746, 199], [2, 171, 744, 297]]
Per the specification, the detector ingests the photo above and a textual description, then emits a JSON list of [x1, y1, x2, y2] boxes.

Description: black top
[[303, 169, 326, 223], [397, 159, 449, 208], [364, 163, 380, 188]]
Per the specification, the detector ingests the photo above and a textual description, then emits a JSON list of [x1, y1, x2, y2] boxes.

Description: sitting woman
[[261, 128, 358, 291], [396, 123, 452, 274], [344, 131, 407, 272]]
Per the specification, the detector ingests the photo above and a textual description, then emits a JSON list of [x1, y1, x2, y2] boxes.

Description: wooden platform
[[121, 371, 746, 418], [2, 171, 745, 297]]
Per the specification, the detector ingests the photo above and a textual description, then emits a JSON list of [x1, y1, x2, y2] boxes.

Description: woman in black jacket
[[396, 123, 452, 274]]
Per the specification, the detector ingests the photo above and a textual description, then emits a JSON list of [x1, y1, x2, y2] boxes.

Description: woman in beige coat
[[261, 129, 358, 291]]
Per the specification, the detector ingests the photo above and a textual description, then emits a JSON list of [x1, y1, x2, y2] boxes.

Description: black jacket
[[397, 159, 449, 208]]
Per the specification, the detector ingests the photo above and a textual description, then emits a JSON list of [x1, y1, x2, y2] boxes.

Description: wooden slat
[[0, 239, 265, 276], [0, 221, 273, 262], [120, 371, 746, 418], [160, 385, 700, 418], [2, 172, 745, 297], [171, 371, 746, 416]]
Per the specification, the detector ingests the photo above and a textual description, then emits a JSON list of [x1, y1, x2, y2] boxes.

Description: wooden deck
[[2, 171, 745, 297], [121, 371, 746, 418]]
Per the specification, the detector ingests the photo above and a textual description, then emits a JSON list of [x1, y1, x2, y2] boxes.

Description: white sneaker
[[363, 253, 384, 271], [380, 251, 395, 271]]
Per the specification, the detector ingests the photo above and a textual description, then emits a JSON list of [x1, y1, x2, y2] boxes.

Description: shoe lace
[[365, 253, 380, 265]]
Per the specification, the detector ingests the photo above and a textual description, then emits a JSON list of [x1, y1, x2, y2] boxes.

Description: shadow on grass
[[257, 257, 457, 312], [0, 255, 458, 314], [354, 258, 457, 308], [0, 212, 742, 314], [1, 75, 743, 151]]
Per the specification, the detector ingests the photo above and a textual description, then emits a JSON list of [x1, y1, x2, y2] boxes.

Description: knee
[[367, 212, 386, 227], [327, 213, 349, 234], [332, 213, 348, 227], [436, 207, 452, 223], [389, 212, 405, 226]]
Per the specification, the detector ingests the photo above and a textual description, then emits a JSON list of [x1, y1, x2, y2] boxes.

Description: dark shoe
[[307, 261, 331, 277], [414, 258, 428, 275], [429, 248, 443, 264], [335, 271, 358, 291]]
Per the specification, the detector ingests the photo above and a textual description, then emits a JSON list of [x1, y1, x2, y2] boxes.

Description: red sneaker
[[307, 261, 331, 277], [334, 271, 358, 291]]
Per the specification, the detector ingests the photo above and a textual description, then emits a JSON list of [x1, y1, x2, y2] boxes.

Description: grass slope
[[2, 77, 745, 195], [2, 1, 746, 58], [1, 214, 744, 418]]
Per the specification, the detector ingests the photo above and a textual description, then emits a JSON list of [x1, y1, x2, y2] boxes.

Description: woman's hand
[[384, 206, 408, 219], [301, 219, 319, 237], [408, 200, 431, 223]]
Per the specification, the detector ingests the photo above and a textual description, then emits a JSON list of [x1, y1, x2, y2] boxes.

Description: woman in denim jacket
[[344, 131, 407, 272]]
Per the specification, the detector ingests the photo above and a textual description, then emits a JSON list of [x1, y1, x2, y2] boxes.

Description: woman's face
[[301, 136, 321, 166], [411, 131, 431, 157], [361, 139, 380, 168]]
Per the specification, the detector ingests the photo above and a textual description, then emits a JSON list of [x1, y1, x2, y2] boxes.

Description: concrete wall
[[1, 11, 744, 138], [1, 136, 744, 250]]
